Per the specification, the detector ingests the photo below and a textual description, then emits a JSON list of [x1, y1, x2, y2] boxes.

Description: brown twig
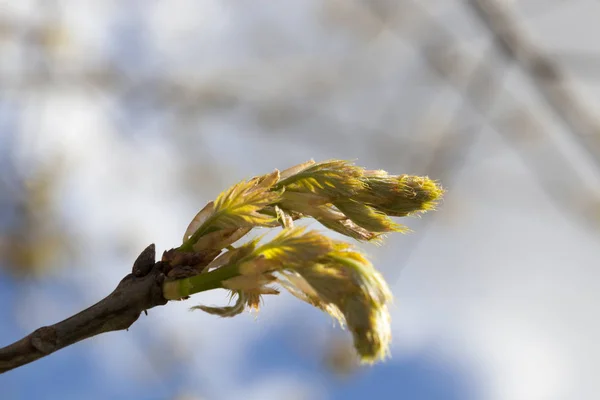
[[0, 244, 168, 373]]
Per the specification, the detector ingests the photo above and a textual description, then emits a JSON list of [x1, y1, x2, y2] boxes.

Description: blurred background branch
[[468, 0, 600, 169]]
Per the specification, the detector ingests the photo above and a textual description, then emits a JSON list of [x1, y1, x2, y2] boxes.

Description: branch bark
[[0, 245, 168, 374]]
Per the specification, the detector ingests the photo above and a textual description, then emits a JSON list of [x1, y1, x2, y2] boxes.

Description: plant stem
[[0, 263, 168, 373], [162, 263, 241, 300]]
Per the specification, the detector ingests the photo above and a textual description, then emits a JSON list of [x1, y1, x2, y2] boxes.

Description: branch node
[[31, 327, 57, 354], [132, 243, 156, 277]]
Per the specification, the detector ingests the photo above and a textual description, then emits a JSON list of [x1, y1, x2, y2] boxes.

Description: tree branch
[[0, 245, 168, 374], [467, 0, 600, 170]]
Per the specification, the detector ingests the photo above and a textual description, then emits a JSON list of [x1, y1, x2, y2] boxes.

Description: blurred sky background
[[1, 1, 600, 399]]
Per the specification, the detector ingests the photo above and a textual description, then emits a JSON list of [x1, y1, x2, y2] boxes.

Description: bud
[[162, 159, 444, 365], [289, 250, 393, 363], [357, 174, 444, 217], [333, 199, 405, 233], [274, 159, 365, 198], [180, 170, 282, 251]]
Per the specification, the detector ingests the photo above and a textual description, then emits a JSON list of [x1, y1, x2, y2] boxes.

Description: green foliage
[[161, 159, 444, 364], [274, 159, 364, 198], [180, 170, 282, 251]]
